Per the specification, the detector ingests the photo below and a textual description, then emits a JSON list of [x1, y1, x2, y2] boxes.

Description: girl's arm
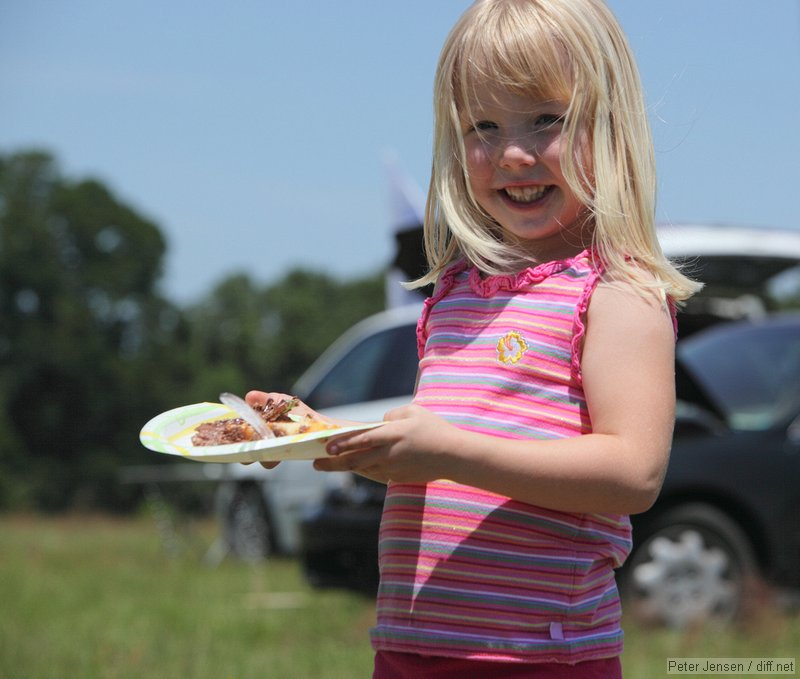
[[314, 282, 676, 515]]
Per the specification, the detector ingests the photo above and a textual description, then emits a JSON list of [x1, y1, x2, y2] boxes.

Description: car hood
[[675, 356, 726, 423], [676, 315, 800, 431]]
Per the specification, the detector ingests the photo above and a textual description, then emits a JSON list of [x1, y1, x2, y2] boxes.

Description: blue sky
[[1, 1, 798, 303]]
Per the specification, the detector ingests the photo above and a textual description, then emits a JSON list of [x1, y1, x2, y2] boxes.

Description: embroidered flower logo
[[496, 331, 528, 365]]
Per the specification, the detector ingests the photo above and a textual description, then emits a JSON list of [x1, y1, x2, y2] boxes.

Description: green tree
[[0, 149, 387, 512], [0, 150, 185, 509], [261, 269, 385, 390], [184, 268, 385, 399]]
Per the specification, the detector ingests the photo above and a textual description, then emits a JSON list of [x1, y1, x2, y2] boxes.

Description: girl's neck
[[505, 213, 594, 266]]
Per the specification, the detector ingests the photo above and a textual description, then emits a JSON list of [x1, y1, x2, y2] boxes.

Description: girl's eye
[[472, 120, 499, 132], [535, 113, 564, 128]]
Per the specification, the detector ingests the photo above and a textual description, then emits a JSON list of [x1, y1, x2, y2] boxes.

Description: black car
[[300, 313, 800, 626]]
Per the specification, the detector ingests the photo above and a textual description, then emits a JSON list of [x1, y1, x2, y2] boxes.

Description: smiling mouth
[[503, 185, 551, 204]]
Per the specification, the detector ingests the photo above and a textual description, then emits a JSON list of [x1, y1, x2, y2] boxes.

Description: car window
[[304, 323, 418, 409], [678, 321, 800, 430]]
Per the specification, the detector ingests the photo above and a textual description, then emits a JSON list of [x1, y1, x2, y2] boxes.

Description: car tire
[[620, 503, 760, 628], [223, 484, 272, 561]]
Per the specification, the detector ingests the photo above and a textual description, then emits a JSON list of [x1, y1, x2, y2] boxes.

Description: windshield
[[304, 323, 418, 410], [677, 318, 800, 431]]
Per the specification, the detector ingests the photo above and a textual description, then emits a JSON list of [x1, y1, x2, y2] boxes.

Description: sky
[[1, 1, 799, 304]]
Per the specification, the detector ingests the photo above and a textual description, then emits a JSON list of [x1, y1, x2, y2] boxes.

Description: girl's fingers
[[314, 448, 375, 472], [327, 422, 395, 455], [245, 391, 321, 420], [326, 431, 371, 456], [245, 390, 292, 407]]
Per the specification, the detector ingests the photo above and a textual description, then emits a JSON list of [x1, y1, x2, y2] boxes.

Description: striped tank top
[[370, 250, 632, 664]]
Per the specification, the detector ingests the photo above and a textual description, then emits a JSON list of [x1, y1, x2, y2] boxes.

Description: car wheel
[[621, 503, 759, 628], [223, 485, 272, 561]]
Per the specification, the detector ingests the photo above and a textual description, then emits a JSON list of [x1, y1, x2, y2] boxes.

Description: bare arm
[[314, 283, 676, 515]]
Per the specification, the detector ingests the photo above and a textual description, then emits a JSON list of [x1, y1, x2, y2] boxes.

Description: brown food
[[191, 396, 333, 447]]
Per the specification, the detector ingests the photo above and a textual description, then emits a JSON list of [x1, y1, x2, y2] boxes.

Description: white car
[[216, 223, 800, 560]]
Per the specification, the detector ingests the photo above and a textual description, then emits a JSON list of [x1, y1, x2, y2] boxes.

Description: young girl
[[251, 0, 699, 675]]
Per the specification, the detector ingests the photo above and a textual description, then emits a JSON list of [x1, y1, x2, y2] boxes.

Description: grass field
[[1, 513, 797, 678]]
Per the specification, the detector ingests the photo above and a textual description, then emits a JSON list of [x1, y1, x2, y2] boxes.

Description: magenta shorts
[[373, 650, 622, 678]]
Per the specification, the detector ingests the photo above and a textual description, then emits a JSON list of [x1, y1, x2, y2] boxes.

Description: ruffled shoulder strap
[[569, 258, 603, 387], [416, 260, 468, 359]]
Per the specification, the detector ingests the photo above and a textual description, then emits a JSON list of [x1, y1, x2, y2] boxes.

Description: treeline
[[0, 150, 386, 511]]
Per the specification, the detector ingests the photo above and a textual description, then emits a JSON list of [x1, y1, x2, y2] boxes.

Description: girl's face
[[461, 86, 592, 262]]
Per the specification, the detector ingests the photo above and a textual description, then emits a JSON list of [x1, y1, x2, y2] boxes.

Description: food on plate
[[191, 396, 333, 446]]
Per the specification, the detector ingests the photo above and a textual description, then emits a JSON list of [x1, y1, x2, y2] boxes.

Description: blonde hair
[[412, 0, 700, 303]]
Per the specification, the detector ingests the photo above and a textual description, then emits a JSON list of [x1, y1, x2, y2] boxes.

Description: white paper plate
[[139, 402, 381, 463]]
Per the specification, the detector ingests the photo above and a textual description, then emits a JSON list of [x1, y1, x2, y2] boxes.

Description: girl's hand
[[245, 390, 323, 421], [313, 405, 457, 484], [244, 390, 325, 470]]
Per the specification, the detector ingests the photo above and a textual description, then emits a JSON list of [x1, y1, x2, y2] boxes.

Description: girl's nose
[[498, 137, 537, 169]]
